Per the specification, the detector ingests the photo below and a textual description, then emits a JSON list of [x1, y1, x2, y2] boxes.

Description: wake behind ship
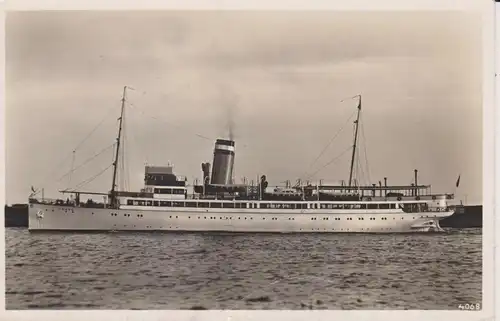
[[28, 89, 455, 233]]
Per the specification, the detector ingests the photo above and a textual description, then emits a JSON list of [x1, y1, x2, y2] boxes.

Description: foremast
[[110, 86, 127, 207], [348, 94, 361, 188]]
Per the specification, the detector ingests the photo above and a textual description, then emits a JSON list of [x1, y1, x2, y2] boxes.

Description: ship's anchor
[[36, 210, 44, 219]]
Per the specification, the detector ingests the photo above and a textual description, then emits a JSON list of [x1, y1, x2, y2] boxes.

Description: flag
[[455, 175, 461, 188]]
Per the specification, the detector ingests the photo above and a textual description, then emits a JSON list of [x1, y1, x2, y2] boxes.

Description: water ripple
[[5, 227, 482, 310]]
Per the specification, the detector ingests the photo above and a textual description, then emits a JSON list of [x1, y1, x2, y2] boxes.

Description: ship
[[4, 204, 29, 227], [440, 204, 482, 228], [10, 204, 482, 229], [27, 88, 455, 233]]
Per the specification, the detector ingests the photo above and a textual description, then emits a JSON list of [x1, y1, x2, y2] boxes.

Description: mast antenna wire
[[30, 102, 120, 197], [66, 164, 114, 192], [305, 145, 353, 181], [302, 95, 360, 180], [56, 143, 116, 184], [359, 112, 371, 184], [125, 100, 215, 142]]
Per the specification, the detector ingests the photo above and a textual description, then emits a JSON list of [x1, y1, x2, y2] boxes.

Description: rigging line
[[306, 145, 353, 180], [56, 143, 116, 183], [124, 111, 130, 191], [130, 78, 200, 102], [357, 153, 366, 187], [303, 110, 357, 178], [67, 164, 114, 192], [125, 101, 215, 141], [356, 136, 367, 186], [359, 113, 371, 184], [69, 151, 76, 187], [33, 102, 121, 193], [72, 105, 119, 153]]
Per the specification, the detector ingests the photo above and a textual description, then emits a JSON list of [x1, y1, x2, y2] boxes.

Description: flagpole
[[454, 174, 461, 203]]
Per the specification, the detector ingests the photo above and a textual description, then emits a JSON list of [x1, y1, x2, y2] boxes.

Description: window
[[223, 203, 235, 209], [153, 201, 159, 206], [198, 202, 209, 208], [211, 202, 222, 208]]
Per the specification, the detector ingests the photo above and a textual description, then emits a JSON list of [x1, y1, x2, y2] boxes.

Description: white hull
[[28, 203, 452, 233]]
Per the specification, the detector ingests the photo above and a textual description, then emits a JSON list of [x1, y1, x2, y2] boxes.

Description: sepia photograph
[[2, 3, 492, 316]]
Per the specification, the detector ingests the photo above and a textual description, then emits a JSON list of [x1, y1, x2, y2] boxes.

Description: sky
[[5, 11, 483, 205]]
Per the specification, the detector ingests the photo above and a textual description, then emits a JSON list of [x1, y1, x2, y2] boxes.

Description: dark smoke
[[219, 84, 238, 141]]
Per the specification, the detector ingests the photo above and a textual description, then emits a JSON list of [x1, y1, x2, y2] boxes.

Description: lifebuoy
[[416, 196, 421, 200], [366, 197, 372, 201], [36, 210, 44, 218], [432, 195, 436, 200], [397, 196, 402, 201]]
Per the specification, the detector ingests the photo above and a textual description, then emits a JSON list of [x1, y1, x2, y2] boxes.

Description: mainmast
[[348, 94, 362, 187], [110, 86, 127, 206]]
